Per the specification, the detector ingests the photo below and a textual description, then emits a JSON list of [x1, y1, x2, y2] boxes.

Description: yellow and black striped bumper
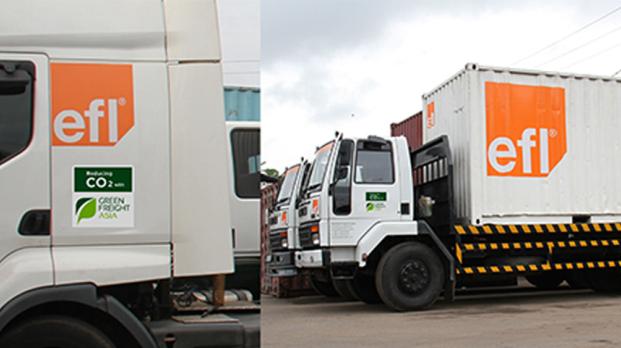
[[453, 223, 621, 276]]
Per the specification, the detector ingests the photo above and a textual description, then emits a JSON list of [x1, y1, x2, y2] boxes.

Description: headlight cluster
[[310, 224, 320, 245], [280, 237, 289, 249], [311, 233, 320, 245]]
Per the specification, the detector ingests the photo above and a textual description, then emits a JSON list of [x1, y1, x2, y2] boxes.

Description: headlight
[[281, 238, 289, 249], [311, 233, 320, 245]]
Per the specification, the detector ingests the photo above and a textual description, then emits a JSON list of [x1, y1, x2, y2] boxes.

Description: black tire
[[332, 279, 360, 301], [310, 274, 339, 297], [352, 272, 382, 304], [375, 242, 445, 311], [526, 272, 564, 290], [0, 315, 115, 348]]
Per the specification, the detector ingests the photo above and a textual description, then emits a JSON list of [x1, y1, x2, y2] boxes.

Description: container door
[[0, 55, 51, 262], [329, 138, 400, 246]]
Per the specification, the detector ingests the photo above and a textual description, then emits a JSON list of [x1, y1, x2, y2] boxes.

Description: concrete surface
[[261, 285, 621, 347]]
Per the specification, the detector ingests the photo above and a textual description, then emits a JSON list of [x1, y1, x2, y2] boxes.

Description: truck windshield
[[305, 141, 334, 192], [276, 165, 300, 203]]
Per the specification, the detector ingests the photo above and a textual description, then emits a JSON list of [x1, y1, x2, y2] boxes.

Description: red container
[[390, 111, 423, 151]]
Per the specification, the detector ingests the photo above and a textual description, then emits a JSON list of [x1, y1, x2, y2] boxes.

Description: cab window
[[354, 140, 394, 184], [231, 128, 260, 198], [0, 61, 34, 164]]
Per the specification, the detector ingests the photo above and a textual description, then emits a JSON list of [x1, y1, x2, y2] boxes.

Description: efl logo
[[486, 82, 566, 177], [51, 63, 134, 146]]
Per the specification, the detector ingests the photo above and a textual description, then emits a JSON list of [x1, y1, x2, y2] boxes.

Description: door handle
[[18, 209, 50, 236]]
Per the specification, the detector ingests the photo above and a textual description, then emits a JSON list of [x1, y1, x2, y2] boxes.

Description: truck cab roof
[[0, 0, 220, 62]]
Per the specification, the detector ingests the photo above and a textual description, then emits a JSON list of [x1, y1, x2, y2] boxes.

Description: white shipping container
[[423, 64, 621, 225]]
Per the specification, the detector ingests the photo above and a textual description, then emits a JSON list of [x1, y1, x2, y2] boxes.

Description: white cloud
[[262, 1, 621, 170]]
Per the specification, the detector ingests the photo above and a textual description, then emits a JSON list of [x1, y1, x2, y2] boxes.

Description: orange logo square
[[486, 82, 566, 177], [51, 63, 135, 146]]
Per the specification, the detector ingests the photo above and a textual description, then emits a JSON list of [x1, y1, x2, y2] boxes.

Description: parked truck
[[295, 63, 621, 311], [0, 1, 259, 346]]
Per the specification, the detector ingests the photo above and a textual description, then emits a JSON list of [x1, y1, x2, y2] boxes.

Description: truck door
[[329, 138, 400, 246], [228, 125, 261, 257], [0, 55, 51, 262]]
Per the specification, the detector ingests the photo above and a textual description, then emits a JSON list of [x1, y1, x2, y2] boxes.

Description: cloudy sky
[[261, 0, 621, 171], [218, 0, 260, 87]]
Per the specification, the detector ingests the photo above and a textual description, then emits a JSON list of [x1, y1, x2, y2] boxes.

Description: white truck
[[0, 1, 259, 346], [267, 162, 307, 276], [295, 64, 621, 311], [267, 159, 341, 297]]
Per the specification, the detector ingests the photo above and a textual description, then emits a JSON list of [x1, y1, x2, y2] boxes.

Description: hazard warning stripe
[[457, 260, 621, 275], [454, 223, 621, 236], [460, 239, 621, 252]]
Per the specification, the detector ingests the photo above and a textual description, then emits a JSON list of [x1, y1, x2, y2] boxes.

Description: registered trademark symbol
[[119, 97, 126, 106], [550, 129, 558, 138]]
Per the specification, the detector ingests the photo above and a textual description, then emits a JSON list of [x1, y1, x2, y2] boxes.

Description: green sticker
[[74, 167, 132, 192], [366, 192, 387, 201], [366, 202, 375, 212]]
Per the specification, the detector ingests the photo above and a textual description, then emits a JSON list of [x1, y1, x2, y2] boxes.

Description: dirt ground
[[261, 284, 621, 347]]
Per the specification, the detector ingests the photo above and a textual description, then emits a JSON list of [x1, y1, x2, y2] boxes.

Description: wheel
[[587, 270, 621, 292], [0, 315, 115, 348], [375, 242, 445, 311], [352, 272, 382, 304], [526, 272, 564, 290], [332, 279, 360, 301], [310, 274, 339, 297]]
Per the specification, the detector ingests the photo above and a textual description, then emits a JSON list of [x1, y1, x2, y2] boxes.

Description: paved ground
[[261, 283, 621, 347]]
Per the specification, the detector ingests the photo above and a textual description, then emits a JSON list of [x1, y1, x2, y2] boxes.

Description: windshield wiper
[[305, 183, 321, 192], [276, 197, 290, 204]]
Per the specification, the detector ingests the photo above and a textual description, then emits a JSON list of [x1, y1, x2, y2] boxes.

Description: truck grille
[[299, 224, 316, 249], [269, 230, 285, 251]]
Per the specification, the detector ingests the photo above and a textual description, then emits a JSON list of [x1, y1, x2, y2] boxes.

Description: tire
[[310, 274, 339, 297], [332, 279, 360, 301], [352, 272, 382, 304], [375, 242, 445, 311], [526, 272, 564, 290], [0, 315, 115, 348]]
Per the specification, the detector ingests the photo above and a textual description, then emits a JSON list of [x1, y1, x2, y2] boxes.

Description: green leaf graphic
[[75, 197, 91, 214], [77, 198, 97, 223], [366, 202, 374, 212]]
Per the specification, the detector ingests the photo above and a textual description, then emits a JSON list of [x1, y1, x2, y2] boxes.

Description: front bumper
[[294, 249, 330, 268], [266, 250, 298, 277]]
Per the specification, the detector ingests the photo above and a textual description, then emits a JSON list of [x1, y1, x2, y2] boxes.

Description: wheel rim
[[398, 259, 430, 295]]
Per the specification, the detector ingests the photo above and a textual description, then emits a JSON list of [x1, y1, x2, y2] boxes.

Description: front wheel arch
[[0, 284, 154, 348]]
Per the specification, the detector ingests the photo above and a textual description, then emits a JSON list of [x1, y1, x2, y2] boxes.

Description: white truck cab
[[295, 134, 425, 302], [0, 1, 258, 347], [267, 160, 310, 277]]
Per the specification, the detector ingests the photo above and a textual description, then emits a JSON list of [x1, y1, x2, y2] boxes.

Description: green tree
[[263, 168, 280, 178]]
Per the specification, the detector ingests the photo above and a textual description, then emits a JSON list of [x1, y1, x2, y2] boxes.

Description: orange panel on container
[[485, 82, 566, 177]]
